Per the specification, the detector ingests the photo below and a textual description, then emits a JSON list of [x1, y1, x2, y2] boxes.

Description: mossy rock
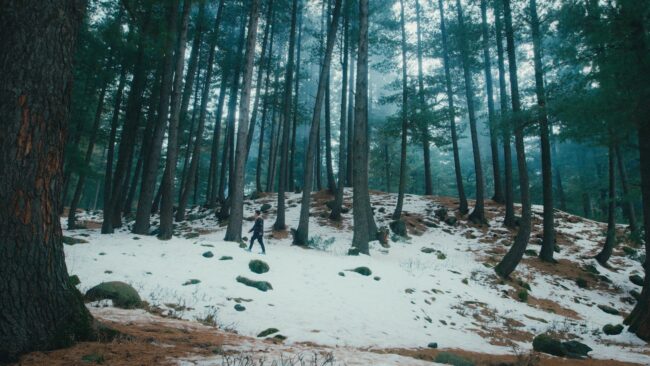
[[257, 328, 279, 337], [184, 232, 200, 239], [421, 247, 435, 254], [444, 217, 457, 226], [434, 208, 448, 220], [532, 334, 567, 358], [249, 259, 270, 274], [260, 203, 272, 213], [349, 266, 372, 276], [524, 249, 537, 256], [234, 304, 246, 312], [427, 342, 438, 349], [183, 279, 201, 286], [563, 340, 592, 358], [603, 324, 624, 335], [85, 281, 142, 309], [373, 276, 381, 281], [389, 219, 408, 237], [202, 251, 214, 258], [630, 274, 644, 287], [434, 352, 474, 366], [62, 236, 89, 245], [517, 289, 528, 302], [576, 277, 588, 289], [272, 334, 287, 341], [338, 272, 345, 277], [236, 276, 273, 292], [598, 304, 619, 315], [219, 256, 233, 261]]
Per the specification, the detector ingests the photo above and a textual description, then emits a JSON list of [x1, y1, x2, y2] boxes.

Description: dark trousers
[[249, 233, 265, 253]]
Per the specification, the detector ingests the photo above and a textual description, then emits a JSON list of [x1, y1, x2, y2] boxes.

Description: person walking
[[247, 210, 266, 254]]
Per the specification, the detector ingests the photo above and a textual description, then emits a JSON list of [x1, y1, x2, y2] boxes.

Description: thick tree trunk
[[595, 142, 617, 265], [325, 75, 336, 192], [179, 0, 226, 221], [346, 51, 356, 187], [179, 3, 205, 135], [68, 82, 108, 229], [132, 0, 180, 235], [330, 0, 350, 221], [457, 0, 486, 225], [615, 145, 639, 236], [293, 0, 343, 246], [273, 0, 299, 231], [530, 0, 555, 262], [290, 12, 304, 193], [494, 0, 515, 227], [0, 1, 95, 360], [159, 0, 192, 240], [224, 0, 261, 242], [481, 0, 503, 204], [102, 67, 127, 220], [351, 0, 376, 254], [207, 79, 228, 208], [255, 46, 275, 194], [495, 0, 532, 278], [438, 0, 468, 215], [102, 19, 150, 234], [392, 0, 409, 221], [415, 0, 433, 196]]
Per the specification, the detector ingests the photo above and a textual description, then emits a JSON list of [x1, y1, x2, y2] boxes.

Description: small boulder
[[421, 247, 435, 254], [257, 328, 279, 337], [427, 342, 438, 349], [563, 340, 592, 358], [389, 219, 408, 237], [202, 251, 214, 258], [219, 256, 233, 261], [85, 281, 142, 309], [434, 208, 448, 221], [532, 334, 567, 358], [260, 203, 272, 213], [249, 259, 270, 274], [349, 266, 372, 276], [234, 304, 246, 312], [603, 324, 624, 335], [630, 274, 644, 287], [598, 304, 619, 315], [445, 217, 457, 226], [183, 279, 201, 286], [236, 276, 273, 292], [347, 247, 360, 256]]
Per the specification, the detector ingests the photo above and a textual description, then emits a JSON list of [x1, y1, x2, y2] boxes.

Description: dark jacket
[[249, 217, 263, 236]]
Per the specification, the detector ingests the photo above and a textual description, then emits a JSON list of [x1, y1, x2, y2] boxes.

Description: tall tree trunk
[[102, 14, 152, 234], [159, 0, 192, 240], [123, 148, 143, 215], [330, 0, 350, 221], [595, 141, 617, 265], [494, 0, 515, 227], [207, 77, 228, 207], [179, 2, 205, 134], [256, 45, 276, 194], [290, 11, 304, 193], [457, 0, 486, 225], [392, 0, 409, 221], [351, 0, 376, 254], [481, 0, 503, 203], [274, 0, 299, 230], [615, 145, 639, 236], [102, 66, 126, 227], [346, 50, 356, 187], [179, 0, 226, 221], [415, 0, 433, 196], [133, 0, 180, 235], [183, 66, 203, 202], [246, 0, 275, 159], [438, 0, 468, 215], [553, 136, 567, 211], [293, 0, 343, 246], [530, 0, 555, 262], [325, 74, 336, 192], [495, 0, 532, 278], [0, 1, 95, 360], [265, 73, 280, 193], [224, 0, 261, 241], [68, 82, 108, 229]]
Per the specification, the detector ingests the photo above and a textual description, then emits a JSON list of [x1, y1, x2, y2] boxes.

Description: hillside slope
[[59, 189, 649, 365]]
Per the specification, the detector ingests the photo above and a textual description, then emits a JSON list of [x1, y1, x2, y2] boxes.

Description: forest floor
[[17, 189, 650, 365]]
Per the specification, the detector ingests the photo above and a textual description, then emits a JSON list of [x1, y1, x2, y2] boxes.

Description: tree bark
[[290, 11, 304, 193], [179, 0, 226, 221], [0, 0, 95, 360], [415, 0, 433, 196], [530, 0, 555, 262], [224, 0, 261, 242], [481, 0, 503, 204], [595, 141, 617, 265], [159, 0, 192, 240], [293, 0, 343, 246], [457, 0, 486, 225], [438, 0, 468, 215], [207, 77, 228, 208], [495, 0, 532, 278], [494, 0, 515, 227], [273, 0, 299, 231], [392, 0, 409, 221], [615, 145, 639, 236]]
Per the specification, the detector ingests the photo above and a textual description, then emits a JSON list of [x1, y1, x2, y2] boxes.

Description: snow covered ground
[[63, 189, 650, 364]]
